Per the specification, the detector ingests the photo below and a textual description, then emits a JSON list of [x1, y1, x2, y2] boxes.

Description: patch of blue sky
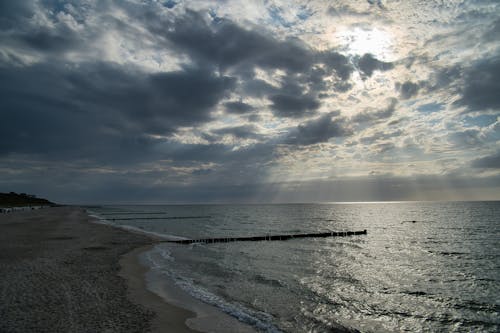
[[296, 6, 314, 21], [209, 9, 223, 24], [162, 0, 177, 9], [463, 114, 497, 128], [268, 6, 293, 28], [43, 0, 67, 13], [417, 102, 444, 113], [45, 0, 87, 24]]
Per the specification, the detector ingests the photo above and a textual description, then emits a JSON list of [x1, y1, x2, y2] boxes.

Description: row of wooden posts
[[163, 229, 367, 244]]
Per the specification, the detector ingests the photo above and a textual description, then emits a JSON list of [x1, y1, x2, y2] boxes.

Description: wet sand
[[0, 206, 197, 332]]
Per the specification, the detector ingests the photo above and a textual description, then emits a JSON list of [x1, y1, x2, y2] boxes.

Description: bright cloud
[[0, 0, 499, 203]]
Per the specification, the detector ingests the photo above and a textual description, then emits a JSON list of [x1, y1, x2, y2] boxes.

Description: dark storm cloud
[[320, 51, 353, 81], [352, 98, 398, 123], [396, 81, 420, 99], [212, 125, 260, 139], [483, 18, 500, 42], [240, 78, 278, 98], [357, 53, 394, 77], [148, 69, 235, 126], [143, 9, 355, 101], [285, 112, 352, 145], [224, 101, 255, 114], [0, 2, 358, 174], [149, 9, 313, 73], [471, 151, 500, 169], [424, 64, 463, 93], [455, 56, 500, 112], [0, 61, 235, 161], [0, 1, 84, 57], [0, 2, 35, 29], [269, 94, 320, 118], [5, 1, 496, 204], [123, 8, 394, 121], [15, 28, 79, 53]]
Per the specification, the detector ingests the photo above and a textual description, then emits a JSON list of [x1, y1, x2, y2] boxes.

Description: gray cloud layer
[[1, 0, 499, 202]]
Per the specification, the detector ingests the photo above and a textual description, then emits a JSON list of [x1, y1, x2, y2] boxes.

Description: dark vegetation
[[0, 192, 56, 207]]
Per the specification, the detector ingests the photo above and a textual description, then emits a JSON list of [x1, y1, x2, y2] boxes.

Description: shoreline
[[0, 205, 257, 332], [0, 206, 155, 332], [0, 206, 198, 332], [101, 211, 259, 333], [119, 244, 198, 332]]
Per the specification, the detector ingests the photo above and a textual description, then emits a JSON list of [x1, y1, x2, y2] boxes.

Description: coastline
[[0, 206, 256, 333], [0, 206, 198, 332], [107, 214, 259, 332], [119, 245, 198, 333]]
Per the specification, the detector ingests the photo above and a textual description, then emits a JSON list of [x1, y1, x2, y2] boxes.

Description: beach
[[0, 206, 197, 332], [89, 202, 499, 332], [2, 203, 498, 332]]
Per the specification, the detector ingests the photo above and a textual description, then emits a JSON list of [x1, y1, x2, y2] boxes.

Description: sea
[[88, 202, 499, 332]]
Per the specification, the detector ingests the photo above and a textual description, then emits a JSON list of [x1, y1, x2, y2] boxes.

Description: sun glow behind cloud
[[0, 0, 499, 203], [335, 26, 394, 60]]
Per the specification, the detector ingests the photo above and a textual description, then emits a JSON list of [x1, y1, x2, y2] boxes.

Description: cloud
[[352, 98, 398, 123], [12, 23, 81, 55], [1, 0, 499, 203], [0, 1, 86, 60], [374, 142, 395, 153], [448, 129, 483, 147], [285, 112, 352, 145], [483, 18, 500, 42], [397, 81, 420, 99], [455, 56, 500, 112], [327, 5, 371, 18], [145, 9, 354, 91], [471, 151, 500, 169], [240, 78, 278, 98], [269, 94, 320, 118], [224, 101, 255, 114], [151, 10, 314, 73], [0, 2, 36, 29], [359, 128, 403, 145], [0, 61, 235, 161], [212, 125, 260, 139], [357, 53, 394, 77], [320, 51, 353, 80], [148, 69, 235, 127], [426, 64, 463, 92], [367, 0, 386, 10]]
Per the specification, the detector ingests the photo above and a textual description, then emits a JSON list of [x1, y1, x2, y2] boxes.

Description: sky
[[0, 0, 499, 204]]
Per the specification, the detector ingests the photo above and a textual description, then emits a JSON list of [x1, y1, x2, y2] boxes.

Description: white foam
[[87, 210, 280, 332], [144, 245, 282, 333], [86, 210, 188, 241], [157, 246, 174, 262]]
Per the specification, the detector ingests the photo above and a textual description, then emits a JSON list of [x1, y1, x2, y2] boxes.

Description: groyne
[[163, 230, 367, 244]]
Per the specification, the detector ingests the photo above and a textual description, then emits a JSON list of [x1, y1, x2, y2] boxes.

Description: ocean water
[[89, 202, 500, 332]]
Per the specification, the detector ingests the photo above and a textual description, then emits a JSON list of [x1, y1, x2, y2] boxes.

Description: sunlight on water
[[90, 202, 500, 332]]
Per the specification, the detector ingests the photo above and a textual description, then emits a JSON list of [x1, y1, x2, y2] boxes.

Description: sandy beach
[[0, 206, 197, 332]]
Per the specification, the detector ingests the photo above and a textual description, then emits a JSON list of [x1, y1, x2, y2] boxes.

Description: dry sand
[[0, 206, 197, 332]]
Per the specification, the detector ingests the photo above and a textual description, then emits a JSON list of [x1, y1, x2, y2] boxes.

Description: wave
[[144, 246, 283, 333], [86, 211, 188, 241]]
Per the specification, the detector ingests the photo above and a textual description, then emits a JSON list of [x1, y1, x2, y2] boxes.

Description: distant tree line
[[0, 192, 55, 207]]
